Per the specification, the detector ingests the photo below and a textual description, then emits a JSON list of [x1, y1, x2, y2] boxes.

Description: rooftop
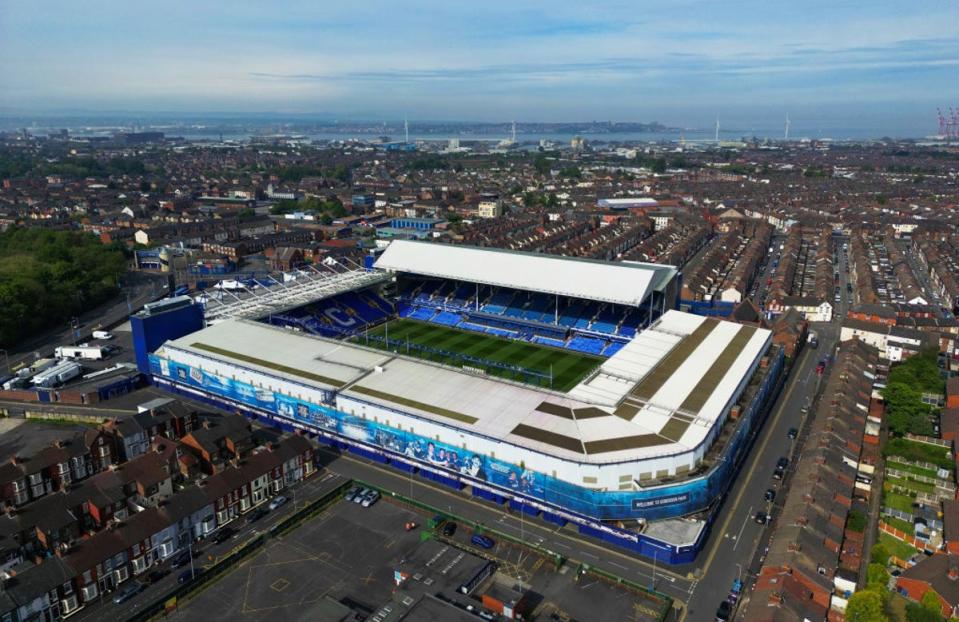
[[159, 310, 771, 465], [374, 239, 677, 307]]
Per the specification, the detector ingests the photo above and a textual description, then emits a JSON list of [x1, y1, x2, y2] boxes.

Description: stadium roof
[[158, 311, 770, 466], [373, 240, 677, 307]]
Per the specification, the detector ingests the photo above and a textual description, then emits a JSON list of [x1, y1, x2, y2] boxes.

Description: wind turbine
[[714, 116, 720, 143], [784, 114, 791, 141]]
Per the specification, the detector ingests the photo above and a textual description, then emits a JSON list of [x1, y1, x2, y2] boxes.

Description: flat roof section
[[374, 239, 677, 307], [157, 311, 771, 465]]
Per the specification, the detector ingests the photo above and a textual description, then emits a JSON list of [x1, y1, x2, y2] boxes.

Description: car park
[[471, 534, 495, 549], [268, 495, 288, 511], [344, 486, 362, 502], [112, 581, 144, 604]]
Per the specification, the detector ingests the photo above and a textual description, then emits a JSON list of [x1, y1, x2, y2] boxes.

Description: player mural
[[151, 349, 783, 522]]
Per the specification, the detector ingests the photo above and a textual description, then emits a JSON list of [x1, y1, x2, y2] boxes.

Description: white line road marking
[[609, 562, 627, 570], [732, 506, 753, 551]]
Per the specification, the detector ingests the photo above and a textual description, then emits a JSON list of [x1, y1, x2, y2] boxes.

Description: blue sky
[[1, 0, 957, 133]]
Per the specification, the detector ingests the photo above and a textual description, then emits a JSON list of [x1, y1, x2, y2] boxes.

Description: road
[[69, 471, 345, 622], [1, 273, 167, 376], [683, 319, 840, 620]]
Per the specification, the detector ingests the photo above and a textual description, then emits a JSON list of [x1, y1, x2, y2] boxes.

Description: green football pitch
[[352, 319, 602, 392]]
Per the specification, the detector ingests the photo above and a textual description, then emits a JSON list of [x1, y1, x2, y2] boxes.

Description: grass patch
[[354, 319, 601, 392], [885, 459, 940, 480], [884, 438, 954, 471], [884, 473, 936, 495], [884, 490, 916, 513], [883, 516, 915, 536], [878, 533, 917, 562]]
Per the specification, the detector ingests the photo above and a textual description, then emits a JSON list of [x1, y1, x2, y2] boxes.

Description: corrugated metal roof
[[374, 239, 676, 307]]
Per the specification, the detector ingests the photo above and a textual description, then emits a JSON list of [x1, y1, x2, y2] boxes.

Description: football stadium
[[133, 240, 784, 563]]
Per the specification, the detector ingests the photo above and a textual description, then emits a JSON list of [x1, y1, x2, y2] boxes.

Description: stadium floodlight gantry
[[202, 262, 390, 323]]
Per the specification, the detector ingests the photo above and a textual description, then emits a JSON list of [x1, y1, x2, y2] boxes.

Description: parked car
[[212, 526, 236, 544], [787, 427, 798, 439], [171, 550, 193, 569], [247, 507, 269, 524], [716, 600, 732, 621], [178, 568, 202, 584], [146, 569, 170, 584], [112, 581, 144, 604], [360, 490, 380, 508], [352, 488, 369, 504], [442, 522, 458, 537], [776, 457, 789, 469], [471, 534, 495, 549], [344, 486, 363, 502], [268, 495, 288, 511], [764, 489, 776, 502], [754, 511, 769, 525], [773, 466, 785, 480]]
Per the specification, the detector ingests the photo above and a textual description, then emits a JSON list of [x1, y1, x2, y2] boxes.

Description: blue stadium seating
[[409, 307, 436, 321], [432, 311, 462, 327], [531, 335, 566, 348], [567, 335, 606, 355], [603, 341, 625, 357]]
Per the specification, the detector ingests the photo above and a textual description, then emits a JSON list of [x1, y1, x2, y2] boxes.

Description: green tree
[[920, 590, 943, 615], [866, 563, 890, 594], [870, 543, 890, 565], [847, 510, 868, 533], [533, 154, 552, 175], [905, 603, 943, 622], [845, 590, 889, 622]]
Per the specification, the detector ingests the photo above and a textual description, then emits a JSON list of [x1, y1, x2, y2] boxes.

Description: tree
[[845, 590, 889, 622], [533, 154, 551, 175], [847, 510, 868, 533], [905, 603, 943, 622], [920, 589, 943, 615], [870, 543, 890, 565], [866, 563, 890, 594]]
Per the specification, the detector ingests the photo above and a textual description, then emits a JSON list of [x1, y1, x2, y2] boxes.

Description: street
[[68, 471, 344, 622]]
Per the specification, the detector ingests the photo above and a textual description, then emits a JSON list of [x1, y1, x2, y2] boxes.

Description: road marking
[[732, 506, 752, 551], [698, 344, 812, 574], [609, 561, 627, 570]]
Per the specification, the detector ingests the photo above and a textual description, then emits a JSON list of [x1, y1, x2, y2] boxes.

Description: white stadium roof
[[159, 310, 771, 465], [373, 240, 676, 307]]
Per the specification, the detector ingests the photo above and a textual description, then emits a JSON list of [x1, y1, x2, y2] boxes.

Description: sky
[[1, 0, 957, 134]]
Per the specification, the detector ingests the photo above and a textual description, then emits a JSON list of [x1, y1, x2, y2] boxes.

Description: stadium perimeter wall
[[145, 344, 783, 563]]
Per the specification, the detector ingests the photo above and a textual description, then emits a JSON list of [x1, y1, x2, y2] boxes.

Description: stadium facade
[[135, 241, 783, 563]]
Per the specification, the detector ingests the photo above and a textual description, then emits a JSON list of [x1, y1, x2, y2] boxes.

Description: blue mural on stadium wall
[[150, 347, 782, 522]]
